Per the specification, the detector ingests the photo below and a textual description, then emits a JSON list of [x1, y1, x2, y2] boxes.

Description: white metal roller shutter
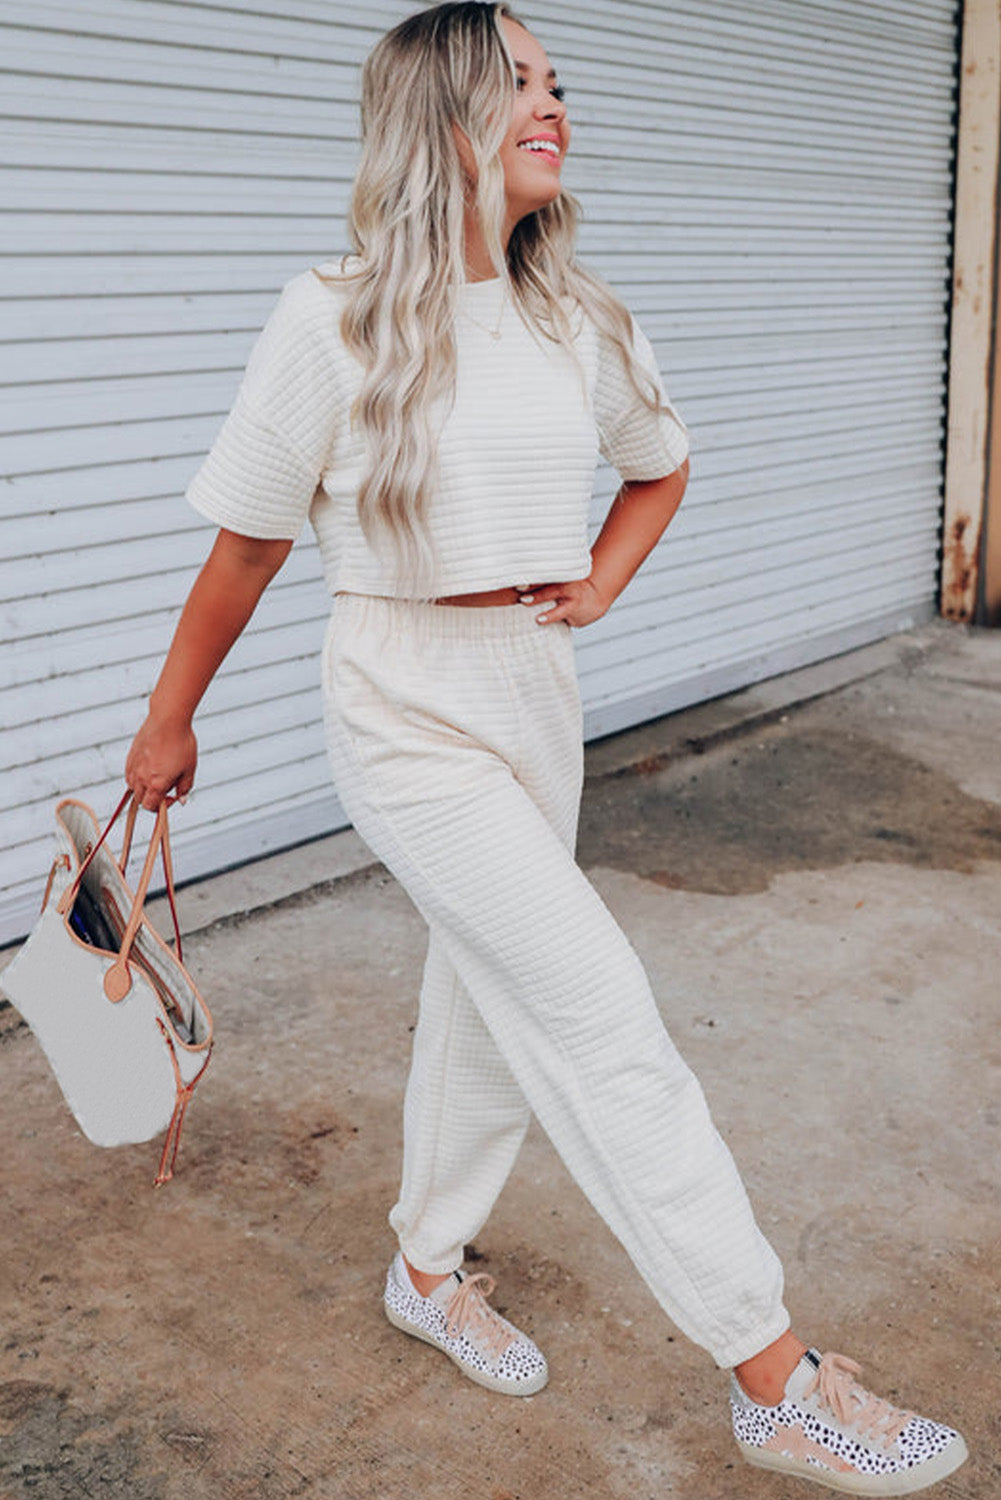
[[556, 0, 959, 733], [0, 0, 958, 944], [0, 0, 415, 945]]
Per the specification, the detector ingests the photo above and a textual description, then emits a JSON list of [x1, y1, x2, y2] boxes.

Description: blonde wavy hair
[[324, 0, 673, 595]]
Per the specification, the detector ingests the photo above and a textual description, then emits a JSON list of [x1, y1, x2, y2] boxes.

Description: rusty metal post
[[981, 205, 1001, 623], [941, 0, 1001, 623]]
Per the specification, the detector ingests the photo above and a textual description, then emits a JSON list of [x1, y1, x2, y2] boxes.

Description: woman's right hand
[[125, 712, 198, 812]]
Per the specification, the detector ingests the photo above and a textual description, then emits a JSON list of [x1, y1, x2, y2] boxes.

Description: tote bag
[[1, 791, 213, 1184]]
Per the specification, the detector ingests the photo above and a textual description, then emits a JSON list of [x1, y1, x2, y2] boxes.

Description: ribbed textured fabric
[[186, 259, 690, 597], [323, 595, 789, 1369]]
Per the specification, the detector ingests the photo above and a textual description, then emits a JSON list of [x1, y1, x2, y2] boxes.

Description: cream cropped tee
[[186, 257, 689, 598]]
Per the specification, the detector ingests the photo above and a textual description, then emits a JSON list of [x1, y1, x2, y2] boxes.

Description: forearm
[[589, 458, 689, 607], [149, 529, 292, 726]]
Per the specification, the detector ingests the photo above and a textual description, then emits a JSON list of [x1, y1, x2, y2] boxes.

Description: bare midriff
[[432, 585, 525, 607]]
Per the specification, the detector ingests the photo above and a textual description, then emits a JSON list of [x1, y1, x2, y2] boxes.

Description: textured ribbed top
[[186, 258, 689, 598]]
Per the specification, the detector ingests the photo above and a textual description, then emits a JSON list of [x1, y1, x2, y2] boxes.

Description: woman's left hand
[[518, 577, 612, 628]]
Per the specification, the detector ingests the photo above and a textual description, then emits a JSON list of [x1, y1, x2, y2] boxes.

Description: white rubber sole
[[383, 1301, 549, 1397], [737, 1434, 969, 1496]]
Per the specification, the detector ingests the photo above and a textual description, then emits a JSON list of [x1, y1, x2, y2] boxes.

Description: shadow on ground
[[579, 722, 1001, 895]]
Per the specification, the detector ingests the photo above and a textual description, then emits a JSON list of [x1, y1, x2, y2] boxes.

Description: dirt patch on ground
[[0, 1379, 169, 1499], [578, 722, 1001, 895]]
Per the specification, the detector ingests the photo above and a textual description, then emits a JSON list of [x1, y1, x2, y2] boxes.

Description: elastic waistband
[[333, 591, 559, 646]]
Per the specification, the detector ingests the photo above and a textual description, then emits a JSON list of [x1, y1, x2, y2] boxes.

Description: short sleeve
[[595, 315, 689, 481], [185, 271, 344, 540]]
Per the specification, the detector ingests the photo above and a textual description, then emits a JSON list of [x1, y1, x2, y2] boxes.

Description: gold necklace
[[461, 283, 508, 340]]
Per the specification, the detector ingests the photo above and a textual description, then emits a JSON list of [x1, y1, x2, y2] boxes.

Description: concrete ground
[[1, 619, 998, 1500]]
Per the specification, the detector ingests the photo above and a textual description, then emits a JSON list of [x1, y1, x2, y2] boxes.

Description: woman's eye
[[516, 76, 566, 102]]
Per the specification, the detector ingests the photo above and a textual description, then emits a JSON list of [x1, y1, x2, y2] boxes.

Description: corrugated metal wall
[[570, 0, 958, 734], [0, 0, 958, 945]]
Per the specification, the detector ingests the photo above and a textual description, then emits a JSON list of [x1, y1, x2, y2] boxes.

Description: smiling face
[[452, 15, 570, 233], [496, 17, 570, 224]]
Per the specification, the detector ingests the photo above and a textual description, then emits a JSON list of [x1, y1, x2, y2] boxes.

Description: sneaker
[[731, 1348, 968, 1495], [383, 1251, 548, 1396]]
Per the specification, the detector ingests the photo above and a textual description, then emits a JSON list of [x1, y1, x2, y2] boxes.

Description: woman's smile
[[498, 16, 569, 218], [516, 131, 563, 165]]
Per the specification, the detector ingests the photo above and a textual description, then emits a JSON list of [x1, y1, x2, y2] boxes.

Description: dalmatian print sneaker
[[383, 1251, 548, 1396], [731, 1348, 968, 1494]]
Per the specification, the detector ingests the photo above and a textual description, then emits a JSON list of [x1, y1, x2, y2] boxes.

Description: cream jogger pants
[[322, 593, 789, 1368]]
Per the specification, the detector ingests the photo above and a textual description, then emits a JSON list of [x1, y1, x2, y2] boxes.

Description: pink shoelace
[[805, 1354, 914, 1449], [443, 1273, 517, 1359]]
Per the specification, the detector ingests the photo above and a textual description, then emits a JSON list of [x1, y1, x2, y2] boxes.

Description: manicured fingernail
[[178, 795, 188, 805], [520, 594, 534, 604]]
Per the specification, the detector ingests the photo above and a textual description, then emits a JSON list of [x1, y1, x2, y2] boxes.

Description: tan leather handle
[[57, 788, 132, 913], [118, 795, 183, 961], [120, 795, 140, 871], [57, 790, 185, 993], [104, 802, 169, 1002]]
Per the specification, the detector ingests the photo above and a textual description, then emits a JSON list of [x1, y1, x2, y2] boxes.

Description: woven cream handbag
[[2, 791, 213, 1184]]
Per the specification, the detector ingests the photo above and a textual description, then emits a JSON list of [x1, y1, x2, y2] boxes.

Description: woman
[[125, 4, 967, 1491]]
